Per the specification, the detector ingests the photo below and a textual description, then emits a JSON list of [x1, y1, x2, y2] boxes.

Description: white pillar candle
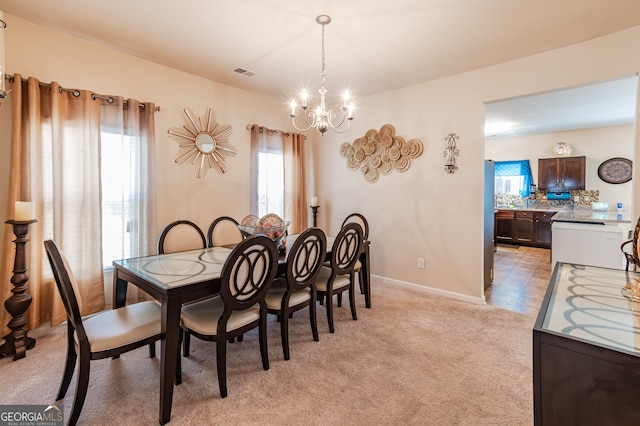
[[15, 201, 35, 221], [310, 197, 318, 207]]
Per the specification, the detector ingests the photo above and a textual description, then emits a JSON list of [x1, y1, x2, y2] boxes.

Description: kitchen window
[[494, 160, 533, 197]]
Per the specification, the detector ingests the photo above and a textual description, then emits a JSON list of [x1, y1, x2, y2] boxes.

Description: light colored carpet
[[1, 281, 535, 425]]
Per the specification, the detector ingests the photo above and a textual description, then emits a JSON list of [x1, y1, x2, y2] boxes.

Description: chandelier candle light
[[310, 197, 319, 227], [289, 15, 354, 135]]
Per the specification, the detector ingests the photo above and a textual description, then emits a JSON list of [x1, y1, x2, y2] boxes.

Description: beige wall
[[485, 125, 635, 208], [2, 13, 640, 305], [313, 26, 640, 303]]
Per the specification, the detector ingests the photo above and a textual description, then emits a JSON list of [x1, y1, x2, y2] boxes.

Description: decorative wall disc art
[[339, 124, 423, 183], [597, 157, 632, 184], [168, 108, 236, 178]]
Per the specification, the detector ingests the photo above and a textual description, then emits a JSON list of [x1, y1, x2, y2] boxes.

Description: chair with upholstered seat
[[341, 213, 369, 294], [44, 240, 162, 426], [265, 227, 327, 360], [176, 235, 278, 398], [315, 222, 363, 333], [157, 220, 207, 254], [621, 215, 640, 271], [207, 216, 244, 247]]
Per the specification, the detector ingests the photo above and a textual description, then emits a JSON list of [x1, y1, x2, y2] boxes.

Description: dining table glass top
[[113, 246, 232, 290], [540, 262, 640, 355], [112, 234, 338, 291]]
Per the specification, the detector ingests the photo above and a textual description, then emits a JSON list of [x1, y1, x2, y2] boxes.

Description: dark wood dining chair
[[265, 227, 327, 360], [207, 216, 244, 247], [44, 240, 162, 426], [315, 222, 364, 333], [176, 235, 278, 398], [341, 213, 369, 294], [157, 220, 206, 254], [621, 215, 640, 271]]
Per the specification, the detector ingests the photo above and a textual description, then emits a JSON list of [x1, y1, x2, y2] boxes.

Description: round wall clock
[[597, 157, 633, 184]]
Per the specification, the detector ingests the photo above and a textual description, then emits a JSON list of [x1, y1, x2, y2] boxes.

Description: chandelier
[[289, 15, 354, 135]]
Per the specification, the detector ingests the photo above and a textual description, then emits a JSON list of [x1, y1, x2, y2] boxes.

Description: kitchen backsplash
[[495, 190, 599, 208]]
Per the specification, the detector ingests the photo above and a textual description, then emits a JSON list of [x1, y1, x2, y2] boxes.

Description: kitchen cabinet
[[495, 209, 556, 248], [538, 156, 586, 191], [495, 210, 515, 243], [514, 211, 534, 243], [533, 212, 554, 248]]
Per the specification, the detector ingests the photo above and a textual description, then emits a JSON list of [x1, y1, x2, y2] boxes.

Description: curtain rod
[[246, 124, 306, 139], [4, 74, 161, 111]]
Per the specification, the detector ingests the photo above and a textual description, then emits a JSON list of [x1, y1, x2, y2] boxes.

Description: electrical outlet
[[417, 257, 425, 269], [584, 196, 590, 202]]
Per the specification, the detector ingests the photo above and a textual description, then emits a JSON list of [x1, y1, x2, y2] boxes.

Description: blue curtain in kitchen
[[494, 160, 533, 197]]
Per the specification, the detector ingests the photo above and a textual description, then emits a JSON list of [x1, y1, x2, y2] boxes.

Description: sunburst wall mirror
[[168, 108, 237, 178]]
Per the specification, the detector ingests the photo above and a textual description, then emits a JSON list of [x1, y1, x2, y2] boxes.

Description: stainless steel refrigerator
[[484, 160, 495, 289]]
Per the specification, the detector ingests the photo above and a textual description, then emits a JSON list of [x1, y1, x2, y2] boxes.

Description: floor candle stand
[[311, 205, 319, 227], [0, 219, 37, 360]]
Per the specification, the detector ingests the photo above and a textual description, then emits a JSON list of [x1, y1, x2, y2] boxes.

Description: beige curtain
[[283, 132, 308, 233], [0, 75, 104, 330], [0, 76, 157, 332]]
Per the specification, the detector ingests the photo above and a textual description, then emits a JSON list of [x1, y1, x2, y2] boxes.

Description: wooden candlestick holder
[[311, 205, 319, 227], [0, 219, 37, 360]]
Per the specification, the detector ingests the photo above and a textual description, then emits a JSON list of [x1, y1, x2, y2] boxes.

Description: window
[[256, 147, 284, 218], [100, 131, 143, 267], [494, 160, 533, 197]]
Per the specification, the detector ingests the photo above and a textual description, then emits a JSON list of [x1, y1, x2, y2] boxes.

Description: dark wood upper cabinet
[[538, 156, 586, 191]]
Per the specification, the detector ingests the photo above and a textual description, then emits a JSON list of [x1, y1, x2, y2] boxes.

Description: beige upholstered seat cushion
[[180, 296, 259, 336], [264, 278, 311, 310], [323, 260, 361, 271], [314, 266, 350, 292], [83, 301, 161, 353], [353, 259, 362, 271]]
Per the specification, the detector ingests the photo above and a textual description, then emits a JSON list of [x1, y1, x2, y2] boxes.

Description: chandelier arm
[[327, 121, 352, 133], [326, 109, 347, 130], [291, 114, 314, 132]]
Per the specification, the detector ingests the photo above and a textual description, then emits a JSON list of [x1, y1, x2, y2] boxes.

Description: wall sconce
[[0, 10, 6, 99], [443, 133, 460, 174]]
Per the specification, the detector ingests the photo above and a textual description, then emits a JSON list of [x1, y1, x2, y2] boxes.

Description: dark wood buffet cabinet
[[495, 209, 554, 248], [533, 263, 640, 424]]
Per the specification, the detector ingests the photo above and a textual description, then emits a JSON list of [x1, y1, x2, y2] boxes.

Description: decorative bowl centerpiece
[[238, 214, 290, 247]]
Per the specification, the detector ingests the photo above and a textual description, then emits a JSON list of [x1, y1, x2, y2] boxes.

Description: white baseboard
[[371, 274, 486, 305]]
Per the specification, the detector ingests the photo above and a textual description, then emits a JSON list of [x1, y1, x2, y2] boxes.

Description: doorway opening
[[483, 75, 638, 314]]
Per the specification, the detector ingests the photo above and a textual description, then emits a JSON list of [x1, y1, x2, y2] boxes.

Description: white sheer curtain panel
[[100, 97, 157, 302], [249, 125, 308, 233], [250, 125, 285, 218]]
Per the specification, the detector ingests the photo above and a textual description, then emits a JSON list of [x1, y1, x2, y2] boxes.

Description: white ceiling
[[485, 76, 638, 139], [1, 0, 639, 136]]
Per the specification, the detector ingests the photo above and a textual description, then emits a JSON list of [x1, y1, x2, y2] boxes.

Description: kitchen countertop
[[552, 209, 631, 225], [495, 206, 632, 225]]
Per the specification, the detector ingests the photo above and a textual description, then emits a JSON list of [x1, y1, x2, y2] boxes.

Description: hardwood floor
[[485, 244, 553, 315]]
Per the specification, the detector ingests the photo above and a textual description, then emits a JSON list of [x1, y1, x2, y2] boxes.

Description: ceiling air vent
[[232, 67, 257, 78]]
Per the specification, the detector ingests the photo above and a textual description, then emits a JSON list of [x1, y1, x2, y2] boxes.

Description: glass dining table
[[112, 246, 232, 424], [111, 233, 371, 424]]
